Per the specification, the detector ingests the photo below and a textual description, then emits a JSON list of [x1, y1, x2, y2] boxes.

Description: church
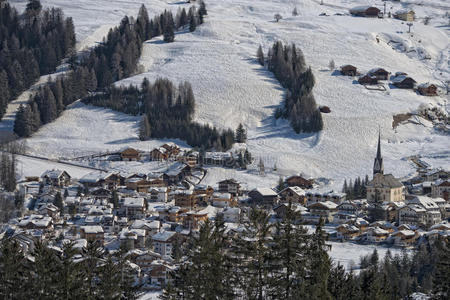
[[366, 131, 405, 203]]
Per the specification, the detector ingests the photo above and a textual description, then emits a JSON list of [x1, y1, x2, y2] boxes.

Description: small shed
[[358, 74, 378, 85], [340, 65, 357, 76], [349, 6, 381, 17], [394, 10, 415, 22], [392, 75, 416, 89], [368, 68, 390, 80], [417, 83, 438, 96]]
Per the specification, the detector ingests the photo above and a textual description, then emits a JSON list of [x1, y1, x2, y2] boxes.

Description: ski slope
[[5, 0, 449, 191]]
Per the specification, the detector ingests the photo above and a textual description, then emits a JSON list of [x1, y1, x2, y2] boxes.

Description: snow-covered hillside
[[6, 0, 450, 190]]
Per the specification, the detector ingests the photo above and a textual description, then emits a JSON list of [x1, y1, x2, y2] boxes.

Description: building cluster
[[339, 65, 438, 95], [1, 133, 449, 290]]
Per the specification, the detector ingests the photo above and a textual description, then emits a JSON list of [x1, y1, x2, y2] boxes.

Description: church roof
[[367, 173, 403, 188]]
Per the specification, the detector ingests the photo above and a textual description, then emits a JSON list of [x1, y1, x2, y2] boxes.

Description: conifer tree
[[257, 45, 264, 66], [139, 114, 151, 141], [235, 123, 247, 143], [54, 191, 63, 214], [271, 201, 309, 299]]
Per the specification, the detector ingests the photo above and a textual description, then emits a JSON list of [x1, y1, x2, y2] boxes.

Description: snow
[[3, 0, 448, 192], [327, 241, 406, 270]]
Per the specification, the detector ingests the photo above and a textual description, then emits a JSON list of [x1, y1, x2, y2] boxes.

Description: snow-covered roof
[[123, 197, 145, 208], [280, 186, 305, 196], [213, 192, 232, 199], [80, 171, 114, 183], [253, 188, 278, 197], [18, 215, 52, 228], [164, 162, 189, 176], [120, 228, 146, 239], [131, 220, 160, 230], [395, 9, 414, 15], [152, 231, 176, 242], [409, 196, 439, 210], [81, 225, 104, 234], [391, 75, 415, 83], [349, 6, 374, 12], [41, 169, 69, 179]]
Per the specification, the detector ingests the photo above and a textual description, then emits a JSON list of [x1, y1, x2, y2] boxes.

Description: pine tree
[[189, 9, 197, 32], [138, 114, 151, 141], [292, 7, 298, 16], [163, 12, 175, 43], [271, 201, 309, 299], [13, 104, 33, 137], [257, 45, 264, 66], [233, 209, 273, 300], [54, 191, 63, 214], [276, 177, 285, 192], [235, 123, 247, 143], [432, 239, 450, 300]]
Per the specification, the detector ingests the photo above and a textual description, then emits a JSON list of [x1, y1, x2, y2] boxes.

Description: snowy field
[[4, 0, 449, 191]]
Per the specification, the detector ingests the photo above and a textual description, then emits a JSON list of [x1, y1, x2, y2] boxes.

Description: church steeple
[[373, 129, 384, 176]]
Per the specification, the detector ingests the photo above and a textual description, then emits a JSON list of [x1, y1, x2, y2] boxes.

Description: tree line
[[13, 2, 207, 139], [257, 41, 323, 133], [162, 204, 450, 300], [342, 175, 369, 200], [83, 77, 236, 151], [0, 0, 76, 120], [0, 239, 139, 299]]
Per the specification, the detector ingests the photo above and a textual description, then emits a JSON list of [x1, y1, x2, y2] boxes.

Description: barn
[[368, 68, 390, 80], [340, 65, 357, 76], [358, 74, 378, 85], [418, 83, 438, 96], [392, 75, 416, 89], [349, 6, 381, 17]]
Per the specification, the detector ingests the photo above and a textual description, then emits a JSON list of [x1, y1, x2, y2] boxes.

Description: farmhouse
[[349, 6, 381, 17], [392, 75, 416, 89], [368, 68, 390, 80], [417, 83, 438, 96], [394, 10, 415, 21], [340, 65, 357, 76]]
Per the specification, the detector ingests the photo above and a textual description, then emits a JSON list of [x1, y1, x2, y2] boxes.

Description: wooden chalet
[[150, 147, 169, 161], [285, 176, 313, 189], [163, 162, 191, 185], [120, 148, 141, 161], [368, 68, 390, 80], [349, 6, 381, 17], [358, 74, 378, 85], [41, 170, 71, 187], [392, 75, 416, 89], [340, 65, 357, 76], [418, 83, 438, 96], [218, 179, 241, 196]]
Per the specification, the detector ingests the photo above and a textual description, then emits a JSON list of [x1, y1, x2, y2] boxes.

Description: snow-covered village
[[0, 0, 449, 299]]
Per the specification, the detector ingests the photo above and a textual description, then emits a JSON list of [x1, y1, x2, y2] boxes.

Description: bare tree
[[274, 13, 282, 22], [328, 59, 335, 71]]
